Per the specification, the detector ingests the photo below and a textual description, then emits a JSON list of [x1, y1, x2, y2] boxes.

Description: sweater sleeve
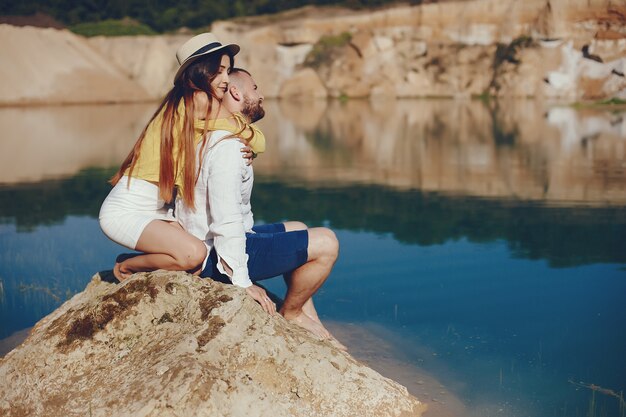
[[207, 139, 252, 288], [247, 123, 266, 154]]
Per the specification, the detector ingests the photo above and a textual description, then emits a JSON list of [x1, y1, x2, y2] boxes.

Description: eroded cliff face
[[0, 271, 426, 417], [1, 0, 624, 104], [213, 0, 626, 100]]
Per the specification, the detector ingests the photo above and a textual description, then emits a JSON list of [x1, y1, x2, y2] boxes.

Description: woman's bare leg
[[114, 220, 206, 281]]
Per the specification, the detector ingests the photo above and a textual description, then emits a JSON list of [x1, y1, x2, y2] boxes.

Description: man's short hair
[[230, 67, 252, 77]]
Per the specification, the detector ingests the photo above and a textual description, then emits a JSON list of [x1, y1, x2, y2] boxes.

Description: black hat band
[[189, 42, 223, 59]]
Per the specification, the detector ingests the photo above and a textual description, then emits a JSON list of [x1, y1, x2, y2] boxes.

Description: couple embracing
[[99, 33, 342, 347]]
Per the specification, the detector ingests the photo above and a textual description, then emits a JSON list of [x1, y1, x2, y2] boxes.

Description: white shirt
[[176, 130, 254, 288]]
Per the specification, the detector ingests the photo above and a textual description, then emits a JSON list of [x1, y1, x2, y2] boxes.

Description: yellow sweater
[[124, 104, 265, 187]]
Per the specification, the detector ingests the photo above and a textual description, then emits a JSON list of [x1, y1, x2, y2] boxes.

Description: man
[[226, 68, 266, 124], [177, 67, 344, 347], [224, 68, 266, 162]]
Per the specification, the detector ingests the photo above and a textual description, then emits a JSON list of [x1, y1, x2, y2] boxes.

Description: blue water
[[314, 231, 626, 416], [1, 173, 624, 417], [260, 210, 626, 417]]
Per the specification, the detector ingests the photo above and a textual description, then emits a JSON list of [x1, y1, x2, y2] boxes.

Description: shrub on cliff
[[69, 18, 156, 37], [488, 35, 538, 94], [304, 32, 353, 68]]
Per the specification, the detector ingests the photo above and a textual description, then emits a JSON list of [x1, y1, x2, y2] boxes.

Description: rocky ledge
[[0, 271, 426, 417]]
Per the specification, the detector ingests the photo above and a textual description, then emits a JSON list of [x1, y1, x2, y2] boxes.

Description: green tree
[[1, 0, 409, 34]]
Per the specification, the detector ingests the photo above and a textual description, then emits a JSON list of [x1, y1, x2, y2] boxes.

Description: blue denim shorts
[[200, 223, 309, 283]]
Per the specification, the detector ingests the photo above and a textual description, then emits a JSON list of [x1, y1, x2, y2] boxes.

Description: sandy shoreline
[[0, 328, 30, 358], [1, 320, 466, 417], [326, 322, 467, 417]]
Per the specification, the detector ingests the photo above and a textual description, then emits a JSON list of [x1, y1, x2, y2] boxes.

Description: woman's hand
[[245, 285, 276, 315], [239, 143, 256, 166]]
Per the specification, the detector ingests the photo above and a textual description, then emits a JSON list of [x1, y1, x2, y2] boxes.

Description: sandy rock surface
[[0, 271, 426, 417]]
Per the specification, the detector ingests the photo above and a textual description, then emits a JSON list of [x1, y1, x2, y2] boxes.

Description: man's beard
[[241, 96, 265, 123]]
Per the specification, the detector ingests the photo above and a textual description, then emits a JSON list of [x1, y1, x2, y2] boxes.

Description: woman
[[99, 33, 260, 281]]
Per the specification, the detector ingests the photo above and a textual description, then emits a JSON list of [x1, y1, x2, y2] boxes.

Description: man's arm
[[207, 139, 252, 288]]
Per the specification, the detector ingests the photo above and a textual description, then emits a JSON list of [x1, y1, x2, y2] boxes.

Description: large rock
[[0, 271, 426, 417]]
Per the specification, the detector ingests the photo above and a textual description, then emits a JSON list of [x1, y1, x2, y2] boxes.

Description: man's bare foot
[[302, 299, 321, 323], [281, 309, 348, 351], [300, 300, 347, 350], [282, 310, 332, 340]]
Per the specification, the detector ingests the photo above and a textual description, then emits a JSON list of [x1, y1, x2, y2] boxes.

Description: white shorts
[[99, 176, 176, 250]]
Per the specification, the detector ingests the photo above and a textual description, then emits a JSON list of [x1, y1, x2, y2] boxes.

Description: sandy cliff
[[87, 34, 188, 99], [0, 25, 150, 105], [0, 0, 625, 104], [0, 271, 426, 417]]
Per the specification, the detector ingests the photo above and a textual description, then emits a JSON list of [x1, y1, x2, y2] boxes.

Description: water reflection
[[0, 104, 153, 184], [2, 173, 625, 267], [255, 99, 626, 205], [0, 168, 114, 231], [1, 99, 625, 207]]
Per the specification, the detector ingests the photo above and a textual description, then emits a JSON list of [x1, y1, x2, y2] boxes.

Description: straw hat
[[174, 33, 240, 82]]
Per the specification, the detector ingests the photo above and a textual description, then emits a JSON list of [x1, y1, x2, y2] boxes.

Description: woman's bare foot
[[113, 253, 138, 282], [113, 261, 132, 282]]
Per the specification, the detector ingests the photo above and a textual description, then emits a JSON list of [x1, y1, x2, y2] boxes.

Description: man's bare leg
[[279, 227, 338, 339], [283, 272, 323, 323], [281, 221, 346, 348], [281, 274, 348, 350], [283, 221, 320, 323], [283, 221, 308, 232]]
